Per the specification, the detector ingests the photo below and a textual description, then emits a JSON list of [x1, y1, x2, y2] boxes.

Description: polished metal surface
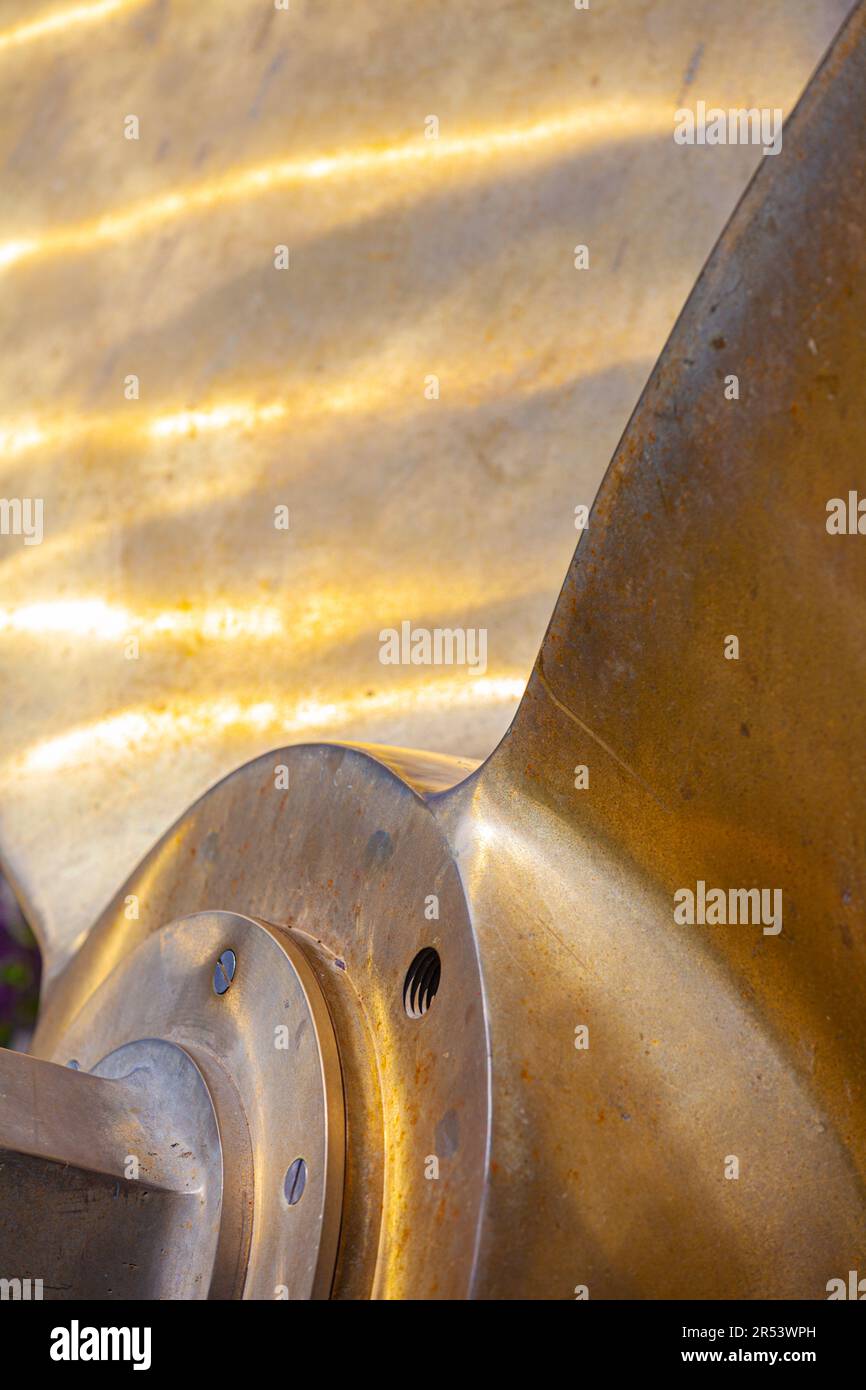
[[0, 1037, 229, 1297], [44, 911, 344, 1299], [36, 757, 489, 1299], [0, 0, 853, 983], [1, 0, 865, 1302], [440, 2, 866, 1295]]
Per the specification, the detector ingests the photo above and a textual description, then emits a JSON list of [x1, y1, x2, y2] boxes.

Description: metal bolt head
[[213, 948, 237, 996], [284, 1157, 307, 1206]]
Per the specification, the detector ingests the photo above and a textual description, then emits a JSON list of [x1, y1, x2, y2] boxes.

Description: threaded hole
[[403, 947, 441, 1018]]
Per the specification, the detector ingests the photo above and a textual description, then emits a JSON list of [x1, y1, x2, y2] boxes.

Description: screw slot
[[213, 948, 237, 996], [403, 947, 441, 1018], [284, 1157, 307, 1206]]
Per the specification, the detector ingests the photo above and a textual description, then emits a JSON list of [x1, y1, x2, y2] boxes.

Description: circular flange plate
[[37, 744, 491, 1299], [51, 911, 344, 1300]]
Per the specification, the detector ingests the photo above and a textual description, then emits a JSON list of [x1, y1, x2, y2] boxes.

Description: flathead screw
[[213, 948, 237, 996]]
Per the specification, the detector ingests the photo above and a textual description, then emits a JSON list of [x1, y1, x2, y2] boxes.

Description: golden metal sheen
[[0, 0, 865, 1300], [0, 0, 851, 981]]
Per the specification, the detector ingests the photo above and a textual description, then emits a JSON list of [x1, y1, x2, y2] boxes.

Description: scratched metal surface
[[0, 0, 852, 978]]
